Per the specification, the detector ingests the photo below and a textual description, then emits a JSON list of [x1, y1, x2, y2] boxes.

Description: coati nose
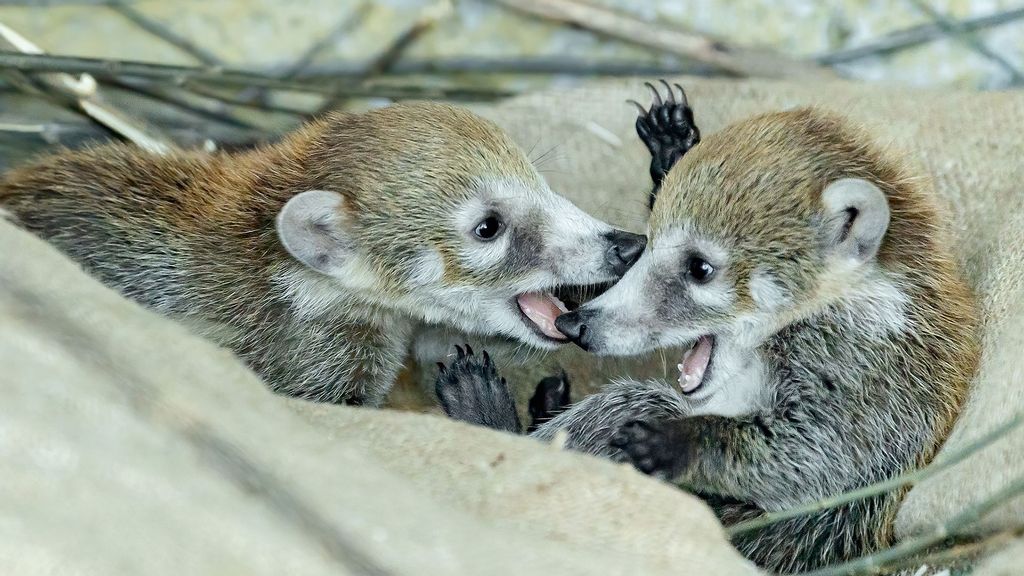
[[604, 230, 647, 277], [555, 310, 593, 351]]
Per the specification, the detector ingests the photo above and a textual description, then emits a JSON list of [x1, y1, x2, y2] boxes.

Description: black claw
[[674, 83, 688, 106], [437, 362, 447, 373], [455, 345, 465, 358], [644, 81, 662, 106], [482, 350, 491, 366], [659, 78, 674, 102], [464, 343, 474, 356], [627, 99, 647, 115]]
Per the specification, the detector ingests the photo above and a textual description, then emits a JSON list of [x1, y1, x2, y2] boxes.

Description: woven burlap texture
[[2, 76, 1022, 574]]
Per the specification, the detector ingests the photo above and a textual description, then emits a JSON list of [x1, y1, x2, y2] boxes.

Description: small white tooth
[[677, 363, 684, 372]]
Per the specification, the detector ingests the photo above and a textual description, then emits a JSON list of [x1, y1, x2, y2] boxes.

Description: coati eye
[[473, 214, 505, 241], [685, 256, 715, 284]]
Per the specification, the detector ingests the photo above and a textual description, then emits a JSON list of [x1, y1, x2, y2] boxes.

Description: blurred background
[[3, 0, 1024, 171]]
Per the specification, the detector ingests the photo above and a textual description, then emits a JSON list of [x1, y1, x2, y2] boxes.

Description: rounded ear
[[821, 178, 890, 263], [276, 190, 353, 273]]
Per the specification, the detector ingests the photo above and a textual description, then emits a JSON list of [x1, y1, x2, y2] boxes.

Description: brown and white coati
[[0, 102, 646, 406], [436, 85, 980, 573]]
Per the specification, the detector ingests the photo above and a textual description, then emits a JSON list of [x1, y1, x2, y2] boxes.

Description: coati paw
[[527, 370, 572, 433], [610, 420, 691, 480], [630, 80, 701, 207], [435, 345, 522, 434]]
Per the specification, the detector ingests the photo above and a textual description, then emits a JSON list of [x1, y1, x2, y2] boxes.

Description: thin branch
[[0, 23, 173, 153], [817, 7, 1024, 65], [801, 478, 1024, 576], [875, 529, 1019, 576], [0, 52, 514, 100], [316, 0, 451, 113], [728, 412, 1024, 536], [107, 1, 224, 66], [488, 0, 835, 80], [180, 82, 310, 116], [276, 2, 373, 80], [907, 0, 1024, 85], [235, 2, 373, 108], [108, 78, 261, 130], [293, 56, 702, 78]]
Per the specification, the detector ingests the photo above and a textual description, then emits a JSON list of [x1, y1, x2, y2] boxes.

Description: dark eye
[[685, 256, 715, 284], [473, 215, 504, 241]]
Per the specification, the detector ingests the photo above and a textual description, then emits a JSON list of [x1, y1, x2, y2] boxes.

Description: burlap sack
[[0, 216, 756, 574], [3, 76, 1022, 574]]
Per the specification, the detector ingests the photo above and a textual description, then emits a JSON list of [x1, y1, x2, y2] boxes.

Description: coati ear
[[821, 178, 890, 263], [276, 190, 355, 273]]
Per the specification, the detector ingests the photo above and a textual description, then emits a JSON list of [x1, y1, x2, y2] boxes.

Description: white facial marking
[[407, 248, 445, 287], [274, 262, 379, 319], [749, 269, 790, 311], [834, 272, 910, 337]]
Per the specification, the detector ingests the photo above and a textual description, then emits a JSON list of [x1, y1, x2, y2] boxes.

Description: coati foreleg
[[526, 370, 571, 434], [630, 80, 701, 208], [435, 344, 522, 433], [435, 348, 686, 457]]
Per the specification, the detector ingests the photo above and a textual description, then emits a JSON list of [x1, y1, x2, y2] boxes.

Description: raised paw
[[629, 80, 701, 207], [610, 420, 690, 480], [527, 370, 572, 433], [436, 345, 522, 433]]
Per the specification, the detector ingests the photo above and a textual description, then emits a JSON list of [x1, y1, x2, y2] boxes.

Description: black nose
[[555, 310, 592, 351], [605, 230, 647, 277]]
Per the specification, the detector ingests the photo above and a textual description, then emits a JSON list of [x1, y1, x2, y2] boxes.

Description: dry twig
[[817, 7, 1024, 65], [488, 0, 834, 80], [0, 22, 173, 153], [0, 52, 514, 100], [907, 0, 1024, 85], [106, 1, 223, 66], [315, 0, 452, 113]]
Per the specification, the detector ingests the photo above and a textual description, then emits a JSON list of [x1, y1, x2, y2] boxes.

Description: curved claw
[[644, 81, 662, 107], [627, 99, 647, 116], [464, 343, 474, 356], [674, 83, 689, 106], [659, 79, 675, 103], [436, 362, 447, 373], [455, 345, 465, 358], [482, 350, 491, 366]]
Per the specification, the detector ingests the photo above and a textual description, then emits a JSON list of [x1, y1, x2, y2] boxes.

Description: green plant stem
[[728, 413, 1024, 536]]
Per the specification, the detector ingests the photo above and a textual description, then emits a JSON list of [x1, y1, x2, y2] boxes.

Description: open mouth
[[677, 335, 715, 395], [515, 282, 612, 342]]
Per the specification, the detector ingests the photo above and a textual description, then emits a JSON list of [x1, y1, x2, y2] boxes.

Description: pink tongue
[[517, 292, 569, 340], [678, 336, 713, 393]]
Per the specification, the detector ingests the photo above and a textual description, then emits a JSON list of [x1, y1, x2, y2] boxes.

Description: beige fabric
[[4, 75, 1024, 573], [459, 77, 1024, 541], [0, 218, 756, 575]]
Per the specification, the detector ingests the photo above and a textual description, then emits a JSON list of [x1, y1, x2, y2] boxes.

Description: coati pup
[[0, 102, 647, 406], [437, 87, 980, 572]]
